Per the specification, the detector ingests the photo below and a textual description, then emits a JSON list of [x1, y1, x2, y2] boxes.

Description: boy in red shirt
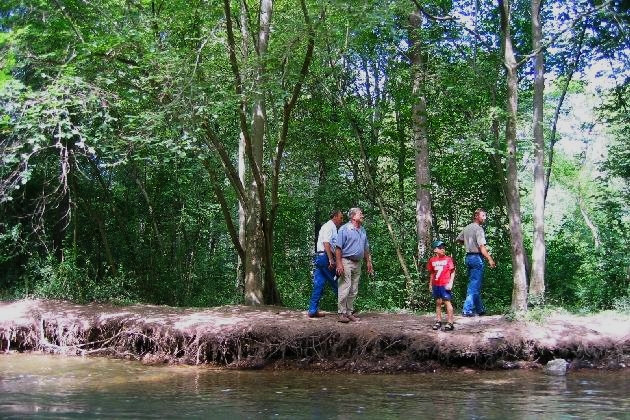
[[427, 240, 456, 331]]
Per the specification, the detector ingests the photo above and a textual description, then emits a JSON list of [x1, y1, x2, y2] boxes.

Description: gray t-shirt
[[456, 222, 486, 253]]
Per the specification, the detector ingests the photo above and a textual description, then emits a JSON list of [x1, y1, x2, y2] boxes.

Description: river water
[[1, 354, 629, 419]]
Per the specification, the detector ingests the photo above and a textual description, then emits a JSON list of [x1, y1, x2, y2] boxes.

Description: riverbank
[[1, 299, 629, 373]]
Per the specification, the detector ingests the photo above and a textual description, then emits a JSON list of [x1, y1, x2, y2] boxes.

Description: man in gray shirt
[[456, 208, 496, 316], [335, 207, 374, 323]]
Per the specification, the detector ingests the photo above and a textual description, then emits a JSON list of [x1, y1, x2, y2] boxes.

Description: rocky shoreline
[[1, 299, 629, 373]]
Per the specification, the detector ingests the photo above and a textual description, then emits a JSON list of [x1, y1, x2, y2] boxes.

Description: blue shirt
[[337, 222, 370, 260]]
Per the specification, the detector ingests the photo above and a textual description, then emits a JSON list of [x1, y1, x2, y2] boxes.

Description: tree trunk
[[409, 9, 433, 274], [529, 0, 546, 304], [237, 132, 246, 298], [220, 0, 270, 305], [236, 2, 249, 298], [498, 0, 528, 312], [395, 102, 406, 210], [243, 196, 265, 305], [579, 198, 601, 249], [220, 0, 312, 305], [242, 0, 272, 305]]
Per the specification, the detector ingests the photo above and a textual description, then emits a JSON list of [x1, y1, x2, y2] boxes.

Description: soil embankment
[[1, 299, 629, 373]]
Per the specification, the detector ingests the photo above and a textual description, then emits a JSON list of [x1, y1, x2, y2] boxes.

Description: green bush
[[22, 255, 139, 304]]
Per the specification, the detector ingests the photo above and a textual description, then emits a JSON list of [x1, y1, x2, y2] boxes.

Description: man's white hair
[[348, 207, 361, 218]]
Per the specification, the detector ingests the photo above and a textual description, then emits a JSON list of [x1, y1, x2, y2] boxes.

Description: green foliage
[[0, 0, 628, 314], [503, 308, 517, 322], [517, 306, 570, 323], [21, 255, 136, 304], [545, 225, 584, 308], [613, 294, 630, 313], [524, 306, 555, 324]]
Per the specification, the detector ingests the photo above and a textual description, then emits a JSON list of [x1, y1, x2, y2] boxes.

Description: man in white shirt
[[307, 210, 343, 318]]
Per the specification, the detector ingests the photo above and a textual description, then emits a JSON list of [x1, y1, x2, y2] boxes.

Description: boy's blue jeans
[[462, 254, 485, 315], [308, 253, 338, 315]]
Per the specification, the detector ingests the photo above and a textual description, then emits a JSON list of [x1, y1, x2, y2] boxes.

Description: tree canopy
[[1, 0, 628, 314]]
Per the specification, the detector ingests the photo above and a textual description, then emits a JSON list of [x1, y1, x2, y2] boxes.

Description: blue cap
[[432, 240, 445, 249]]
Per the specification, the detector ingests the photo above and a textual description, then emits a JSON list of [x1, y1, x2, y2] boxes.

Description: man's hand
[[336, 265, 344, 275], [366, 263, 374, 275], [480, 245, 496, 269], [488, 257, 496, 269]]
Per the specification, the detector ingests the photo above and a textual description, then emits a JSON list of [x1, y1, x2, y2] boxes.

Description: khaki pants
[[338, 258, 362, 314]]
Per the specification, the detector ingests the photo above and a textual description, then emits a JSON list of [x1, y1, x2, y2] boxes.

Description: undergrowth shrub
[[24, 255, 140, 304]]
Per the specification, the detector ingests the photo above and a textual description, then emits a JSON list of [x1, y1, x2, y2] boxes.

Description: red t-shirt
[[426, 255, 455, 286]]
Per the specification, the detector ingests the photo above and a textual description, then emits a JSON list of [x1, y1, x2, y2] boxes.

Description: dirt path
[[1, 299, 629, 373]]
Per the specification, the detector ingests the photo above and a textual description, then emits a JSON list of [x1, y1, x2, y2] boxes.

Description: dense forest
[[1, 0, 628, 315]]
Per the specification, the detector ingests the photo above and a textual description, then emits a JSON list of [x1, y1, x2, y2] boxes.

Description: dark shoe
[[338, 314, 350, 323], [347, 314, 360, 322], [308, 311, 325, 318], [478, 311, 486, 316], [432, 321, 441, 330], [462, 312, 474, 317], [444, 322, 455, 331]]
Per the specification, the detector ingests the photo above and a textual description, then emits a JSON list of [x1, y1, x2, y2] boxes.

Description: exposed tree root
[[1, 300, 629, 373]]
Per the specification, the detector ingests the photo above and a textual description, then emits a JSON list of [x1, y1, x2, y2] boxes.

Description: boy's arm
[[445, 257, 455, 290], [446, 270, 455, 290]]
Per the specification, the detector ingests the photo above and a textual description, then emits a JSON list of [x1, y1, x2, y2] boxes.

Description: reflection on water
[[1, 354, 630, 419]]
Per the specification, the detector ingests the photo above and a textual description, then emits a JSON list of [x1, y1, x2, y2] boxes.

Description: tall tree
[[529, 0, 546, 304], [209, 0, 315, 304], [408, 7, 433, 278], [498, 0, 528, 312]]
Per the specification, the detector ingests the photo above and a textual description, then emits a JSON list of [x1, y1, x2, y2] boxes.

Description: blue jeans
[[308, 253, 338, 315], [462, 254, 485, 315]]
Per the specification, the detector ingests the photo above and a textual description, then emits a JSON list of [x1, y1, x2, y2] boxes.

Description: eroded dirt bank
[[1, 299, 629, 373]]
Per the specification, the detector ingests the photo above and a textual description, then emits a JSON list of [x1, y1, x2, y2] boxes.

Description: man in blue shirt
[[335, 207, 374, 323]]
